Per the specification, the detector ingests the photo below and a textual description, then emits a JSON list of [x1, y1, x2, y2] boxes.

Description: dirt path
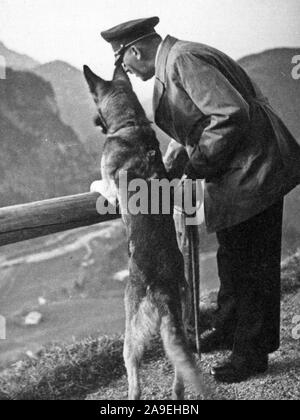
[[0, 221, 123, 269]]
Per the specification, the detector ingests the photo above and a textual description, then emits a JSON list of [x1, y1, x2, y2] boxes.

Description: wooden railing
[[0, 192, 121, 247]]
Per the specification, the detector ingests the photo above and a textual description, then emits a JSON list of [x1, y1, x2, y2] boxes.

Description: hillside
[[0, 251, 299, 400], [0, 68, 98, 206], [0, 221, 129, 367], [0, 219, 218, 368], [0, 41, 40, 71]]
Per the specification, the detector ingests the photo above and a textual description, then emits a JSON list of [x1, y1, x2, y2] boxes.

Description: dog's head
[[83, 65, 148, 135]]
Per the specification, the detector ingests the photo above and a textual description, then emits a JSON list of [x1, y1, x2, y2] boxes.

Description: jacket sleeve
[[174, 53, 250, 179]]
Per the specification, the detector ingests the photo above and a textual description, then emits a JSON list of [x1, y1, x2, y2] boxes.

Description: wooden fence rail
[[0, 192, 120, 247]]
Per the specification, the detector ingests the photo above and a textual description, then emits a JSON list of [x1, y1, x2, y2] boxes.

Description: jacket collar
[[153, 35, 178, 115]]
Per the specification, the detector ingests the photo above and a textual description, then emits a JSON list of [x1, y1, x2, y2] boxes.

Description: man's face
[[122, 46, 155, 81]]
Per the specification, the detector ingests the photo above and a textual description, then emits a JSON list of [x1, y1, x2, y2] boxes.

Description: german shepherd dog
[[83, 64, 211, 400]]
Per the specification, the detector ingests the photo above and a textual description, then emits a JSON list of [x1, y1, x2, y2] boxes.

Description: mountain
[[0, 43, 104, 158], [238, 48, 300, 141], [0, 42, 98, 146], [0, 68, 98, 206], [238, 47, 300, 251], [0, 41, 40, 70], [33, 61, 100, 145]]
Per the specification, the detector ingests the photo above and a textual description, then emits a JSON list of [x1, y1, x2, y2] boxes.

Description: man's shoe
[[201, 328, 234, 353], [211, 355, 269, 383]]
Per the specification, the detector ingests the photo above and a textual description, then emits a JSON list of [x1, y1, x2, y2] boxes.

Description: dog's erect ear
[[113, 65, 132, 88], [83, 65, 109, 95]]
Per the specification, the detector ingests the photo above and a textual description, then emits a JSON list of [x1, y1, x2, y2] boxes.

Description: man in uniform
[[100, 17, 300, 383]]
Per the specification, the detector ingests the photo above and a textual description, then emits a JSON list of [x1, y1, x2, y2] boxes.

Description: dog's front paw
[[90, 180, 118, 206]]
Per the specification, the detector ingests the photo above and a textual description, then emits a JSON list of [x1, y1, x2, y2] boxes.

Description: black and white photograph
[[0, 0, 299, 402]]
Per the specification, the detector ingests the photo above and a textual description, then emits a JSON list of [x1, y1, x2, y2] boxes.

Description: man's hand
[[163, 141, 205, 225], [173, 175, 205, 226], [163, 140, 189, 180]]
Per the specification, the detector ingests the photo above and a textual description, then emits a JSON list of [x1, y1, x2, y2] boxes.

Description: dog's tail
[[160, 315, 212, 399]]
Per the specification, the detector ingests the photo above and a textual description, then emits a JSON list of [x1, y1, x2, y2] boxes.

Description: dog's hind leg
[[172, 367, 185, 400], [123, 302, 157, 400], [123, 325, 144, 400], [160, 314, 211, 400]]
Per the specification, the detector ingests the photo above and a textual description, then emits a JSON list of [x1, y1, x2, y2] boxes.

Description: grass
[[0, 251, 299, 400], [0, 336, 125, 400], [281, 250, 300, 295]]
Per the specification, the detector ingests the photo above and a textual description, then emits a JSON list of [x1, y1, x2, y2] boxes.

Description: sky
[[0, 0, 300, 98]]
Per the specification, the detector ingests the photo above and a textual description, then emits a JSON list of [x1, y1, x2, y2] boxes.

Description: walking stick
[[187, 222, 201, 360], [173, 175, 202, 360]]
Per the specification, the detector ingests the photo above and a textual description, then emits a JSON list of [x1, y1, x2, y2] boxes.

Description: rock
[[81, 259, 95, 268], [113, 270, 129, 282], [26, 350, 38, 360], [38, 297, 47, 306], [24, 312, 43, 326]]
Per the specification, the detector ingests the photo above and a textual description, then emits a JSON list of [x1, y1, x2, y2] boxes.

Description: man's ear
[[131, 45, 142, 60], [83, 65, 109, 95], [113, 64, 132, 88]]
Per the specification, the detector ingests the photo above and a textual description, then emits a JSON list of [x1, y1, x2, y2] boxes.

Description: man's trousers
[[215, 199, 284, 358]]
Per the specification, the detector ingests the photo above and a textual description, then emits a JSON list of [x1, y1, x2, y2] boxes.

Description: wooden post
[[0, 192, 120, 247]]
